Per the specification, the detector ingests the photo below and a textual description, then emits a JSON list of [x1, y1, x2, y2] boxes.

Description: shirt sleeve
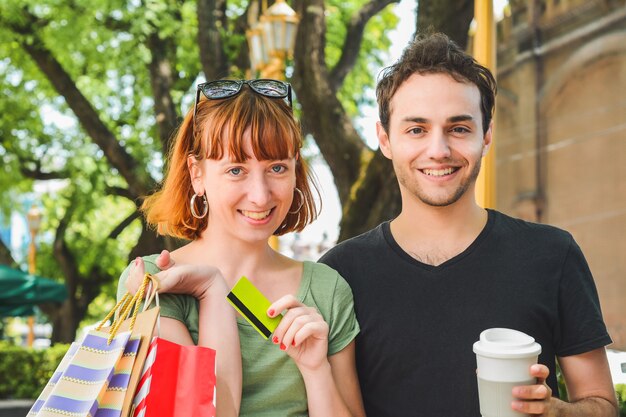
[[555, 237, 612, 356], [327, 271, 360, 356]]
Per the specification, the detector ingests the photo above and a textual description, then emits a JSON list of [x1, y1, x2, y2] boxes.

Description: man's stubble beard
[[395, 157, 483, 207]]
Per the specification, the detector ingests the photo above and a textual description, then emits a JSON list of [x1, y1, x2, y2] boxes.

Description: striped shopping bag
[[27, 342, 80, 416], [93, 335, 141, 417], [29, 274, 159, 417], [131, 337, 158, 417], [28, 329, 132, 417]]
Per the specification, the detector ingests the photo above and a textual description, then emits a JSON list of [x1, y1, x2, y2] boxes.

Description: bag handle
[[97, 273, 159, 344]]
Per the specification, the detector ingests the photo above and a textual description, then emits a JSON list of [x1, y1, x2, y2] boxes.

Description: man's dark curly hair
[[376, 32, 497, 134]]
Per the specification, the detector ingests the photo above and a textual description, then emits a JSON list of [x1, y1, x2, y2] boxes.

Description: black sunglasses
[[193, 79, 292, 131]]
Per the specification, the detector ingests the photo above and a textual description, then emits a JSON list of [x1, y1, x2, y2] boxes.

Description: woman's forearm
[[300, 361, 354, 417], [198, 285, 242, 417]]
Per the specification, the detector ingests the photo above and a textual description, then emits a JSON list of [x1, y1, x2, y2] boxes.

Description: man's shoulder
[[491, 210, 573, 245], [320, 223, 387, 263]]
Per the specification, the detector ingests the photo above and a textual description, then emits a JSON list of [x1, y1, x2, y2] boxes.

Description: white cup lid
[[473, 328, 541, 359]]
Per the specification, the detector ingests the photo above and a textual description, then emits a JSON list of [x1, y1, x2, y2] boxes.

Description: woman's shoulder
[[304, 261, 352, 296], [305, 260, 341, 278]]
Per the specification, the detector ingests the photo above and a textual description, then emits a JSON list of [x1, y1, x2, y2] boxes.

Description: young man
[[320, 33, 617, 416]]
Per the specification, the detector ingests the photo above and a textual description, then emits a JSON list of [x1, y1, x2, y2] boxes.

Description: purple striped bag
[[28, 329, 132, 417], [28, 274, 158, 417]]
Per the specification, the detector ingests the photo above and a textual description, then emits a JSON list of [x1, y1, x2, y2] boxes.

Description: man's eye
[[408, 127, 425, 134], [451, 126, 470, 134]]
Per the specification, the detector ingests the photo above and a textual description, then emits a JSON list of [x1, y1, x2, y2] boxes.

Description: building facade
[[495, 0, 626, 348]]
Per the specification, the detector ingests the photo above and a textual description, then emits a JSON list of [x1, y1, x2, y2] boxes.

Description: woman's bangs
[[246, 112, 296, 161], [199, 92, 298, 162]]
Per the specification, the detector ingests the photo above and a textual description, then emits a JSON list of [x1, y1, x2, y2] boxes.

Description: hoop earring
[[190, 193, 208, 219], [288, 188, 304, 214]]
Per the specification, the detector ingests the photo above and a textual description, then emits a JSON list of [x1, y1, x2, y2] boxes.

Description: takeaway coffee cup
[[473, 328, 542, 417]]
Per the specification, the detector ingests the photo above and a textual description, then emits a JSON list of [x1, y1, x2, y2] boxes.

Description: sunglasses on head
[[193, 79, 293, 130]]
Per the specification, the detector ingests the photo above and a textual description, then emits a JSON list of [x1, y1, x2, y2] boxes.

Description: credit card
[[227, 276, 282, 339]]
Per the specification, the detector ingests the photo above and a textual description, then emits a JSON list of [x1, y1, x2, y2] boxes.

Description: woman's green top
[[117, 256, 359, 417]]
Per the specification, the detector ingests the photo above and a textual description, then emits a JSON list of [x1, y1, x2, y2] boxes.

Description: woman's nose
[[246, 175, 272, 206]]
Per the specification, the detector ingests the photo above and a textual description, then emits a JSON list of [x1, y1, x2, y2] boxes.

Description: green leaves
[[0, 0, 402, 342]]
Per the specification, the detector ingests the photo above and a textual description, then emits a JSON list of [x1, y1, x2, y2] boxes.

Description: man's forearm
[[553, 396, 618, 417]]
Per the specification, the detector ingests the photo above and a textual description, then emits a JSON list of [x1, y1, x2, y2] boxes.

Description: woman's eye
[[228, 167, 242, 176], [271, 165, 286, 173]]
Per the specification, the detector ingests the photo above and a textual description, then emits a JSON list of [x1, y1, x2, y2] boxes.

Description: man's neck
[[390, 196, 488, 266]]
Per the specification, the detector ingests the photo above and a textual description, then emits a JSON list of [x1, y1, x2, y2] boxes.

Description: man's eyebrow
[[401, 117, 429, 123], [447, 115, 474, 123]]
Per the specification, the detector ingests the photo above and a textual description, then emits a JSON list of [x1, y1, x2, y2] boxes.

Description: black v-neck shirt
[[320, 209, 611, 417]]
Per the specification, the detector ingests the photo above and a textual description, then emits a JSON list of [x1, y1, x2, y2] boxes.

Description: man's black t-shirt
[[320, 210, 611, 417]]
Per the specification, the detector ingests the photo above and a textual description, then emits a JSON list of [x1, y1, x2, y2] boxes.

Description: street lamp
[[26, 205, 43, 347], [246, 0, 299, 80]]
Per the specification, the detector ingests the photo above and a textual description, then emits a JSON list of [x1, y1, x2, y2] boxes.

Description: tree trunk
[[338, 150, 402, 241], [417, 0, 474, 49], [0, 240, 17, 267], [293, 0, 370, 206]]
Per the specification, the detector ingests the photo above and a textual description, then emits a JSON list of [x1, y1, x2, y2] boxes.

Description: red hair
[[142, 87, 318, 240]]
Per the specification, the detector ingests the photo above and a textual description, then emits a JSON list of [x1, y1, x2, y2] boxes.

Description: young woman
[[118, 79, 364, 417]]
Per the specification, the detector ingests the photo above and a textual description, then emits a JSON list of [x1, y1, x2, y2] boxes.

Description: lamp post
[[246, 0, 299, 80], [246, 0, 299, 251], [26, 205, 43, 347]]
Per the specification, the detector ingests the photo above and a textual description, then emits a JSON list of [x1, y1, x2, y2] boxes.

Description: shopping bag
[[27, 342, 80, 416], [132, 337, 217, 417], [28, 328, 132, 417], [111, 306, 159, 417], [98, 281, 160, 417], [93, 335, 141, 417], [28, 274, 159, 417]]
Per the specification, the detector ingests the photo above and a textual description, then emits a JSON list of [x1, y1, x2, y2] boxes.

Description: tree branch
[[105, 185, 136, 201], [9, 11, 154, 200], [292, 0, 369, 205], [18, 157, 69, 180], [329, 0, 400, 91], [108, 211, 141, 240]]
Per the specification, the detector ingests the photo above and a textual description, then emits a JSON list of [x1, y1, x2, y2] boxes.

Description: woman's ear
[[187, 155, 204, 195]]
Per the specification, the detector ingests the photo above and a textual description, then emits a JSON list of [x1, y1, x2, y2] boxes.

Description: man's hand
[[511, 364, 553, 415]]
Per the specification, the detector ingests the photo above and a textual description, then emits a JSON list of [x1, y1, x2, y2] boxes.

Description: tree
[[0, 240, 17, 268], [0, 0, 473, 342]]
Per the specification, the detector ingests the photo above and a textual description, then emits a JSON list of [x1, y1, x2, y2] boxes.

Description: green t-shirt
[[117, 256, 360, 417]]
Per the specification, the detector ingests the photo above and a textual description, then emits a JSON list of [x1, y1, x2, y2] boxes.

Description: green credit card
[[227, 276, 282, 339]]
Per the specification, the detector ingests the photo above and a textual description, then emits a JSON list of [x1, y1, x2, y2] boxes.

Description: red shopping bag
[[132, 337, 217, 417]]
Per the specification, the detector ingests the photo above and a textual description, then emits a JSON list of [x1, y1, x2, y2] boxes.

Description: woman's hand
[[267, 295, 329, 373], [127, 251, 227, 300]]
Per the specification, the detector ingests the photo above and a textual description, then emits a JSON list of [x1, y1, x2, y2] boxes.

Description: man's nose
[[425, 130, 451, 160]]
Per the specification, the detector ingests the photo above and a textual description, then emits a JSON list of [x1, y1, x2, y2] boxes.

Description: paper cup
[[473, 328, 542, 417]]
